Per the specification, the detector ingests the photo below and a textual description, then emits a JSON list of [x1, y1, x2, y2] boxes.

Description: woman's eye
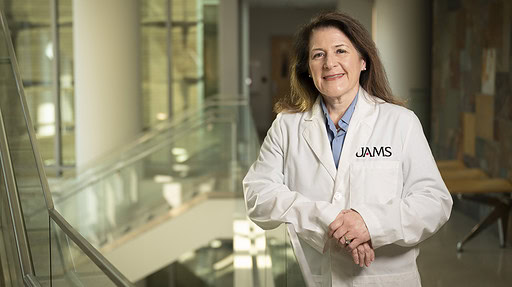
[[336, 49, 346, 54], [312, 52, 323, 59]]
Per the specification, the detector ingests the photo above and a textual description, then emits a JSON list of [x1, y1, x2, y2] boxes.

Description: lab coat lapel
[[336, 88, 380, 176], [302, 97, 337, 181]]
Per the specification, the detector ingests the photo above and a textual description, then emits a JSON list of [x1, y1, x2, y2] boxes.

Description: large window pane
[[141, 0, 169, 128], [8, 0, 56, 166], [59, 0, 75, 166], [141, 0, 209, 129]]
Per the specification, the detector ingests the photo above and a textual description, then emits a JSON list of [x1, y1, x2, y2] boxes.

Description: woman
[[243, 12, 452, 286]]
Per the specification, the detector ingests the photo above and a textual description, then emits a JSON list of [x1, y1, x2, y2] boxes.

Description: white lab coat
[[243, 88, 453, 287]]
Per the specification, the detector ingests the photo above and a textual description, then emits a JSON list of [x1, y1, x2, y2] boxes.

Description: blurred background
[[0, 0, 510, 286]]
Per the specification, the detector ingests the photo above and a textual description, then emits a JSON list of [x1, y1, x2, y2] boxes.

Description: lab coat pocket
[[349, 161, 400, 204]]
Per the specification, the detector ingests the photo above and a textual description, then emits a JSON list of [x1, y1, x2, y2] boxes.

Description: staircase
[[0, 9, 133, 286]]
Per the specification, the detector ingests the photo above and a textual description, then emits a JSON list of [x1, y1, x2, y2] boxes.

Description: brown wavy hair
[[275, 11, 402, 113]]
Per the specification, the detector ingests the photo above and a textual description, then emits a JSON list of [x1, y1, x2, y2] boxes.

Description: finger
[[357, 245, 365, 267], [370, 245, 375, 262], [328, 224, 340, 238], [328, 218, 344, 237], [346, 237, 362, 252], [363, 243, 372, 267], [363, 244, 373, 267], [351, 248, 359, 265], [367, 241, 375, 262], [338, 234, 349, 247], [333, 227, 348, 242]]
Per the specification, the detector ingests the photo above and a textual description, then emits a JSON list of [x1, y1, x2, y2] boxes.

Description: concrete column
[[73, 0, 142, 168], [241, 0, 250, 99], [219, 0, 240, 98], [373, 0, 431, 133]]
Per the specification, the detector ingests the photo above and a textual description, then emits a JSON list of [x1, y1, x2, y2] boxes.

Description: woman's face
[[308, 26, 365, 100]]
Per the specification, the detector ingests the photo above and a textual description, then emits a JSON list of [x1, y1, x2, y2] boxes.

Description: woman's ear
[[361, 60, 366, 71]]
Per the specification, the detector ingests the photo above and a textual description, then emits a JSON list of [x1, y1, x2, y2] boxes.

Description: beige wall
[[372, 0, 431, 132], [219, 0, 240, 98]]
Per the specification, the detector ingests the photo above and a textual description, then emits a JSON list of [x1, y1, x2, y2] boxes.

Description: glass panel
[[171, 22, 204, 116], [140, 0, 213, 129], [142, 0, 167, 21], [50, 217, 117, 287], [265, 224, 307, 287], [0, 20, 52, 282], [284, 229, 307, 287], [266, 226, 287, 286], [237, 104, 260, 172], [0, 171, 25, 287], [1, 8, 133, 286], [8, 0, 56, 166], [56, 116, 235, 247], [141, 0, 170, 128], [59, 0, 75, 166]]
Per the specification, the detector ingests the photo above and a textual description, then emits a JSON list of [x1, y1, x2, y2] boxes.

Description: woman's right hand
[[351, 241, 374, 267]]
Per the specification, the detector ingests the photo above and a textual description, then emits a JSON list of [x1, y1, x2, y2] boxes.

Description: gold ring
[[344, 236, 352, 245]]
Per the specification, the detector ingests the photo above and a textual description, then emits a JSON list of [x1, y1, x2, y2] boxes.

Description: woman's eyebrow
[[310, 43, 348, 52]]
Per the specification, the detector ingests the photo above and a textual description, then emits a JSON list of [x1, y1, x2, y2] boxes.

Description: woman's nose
[[323, 54, 337, 69]]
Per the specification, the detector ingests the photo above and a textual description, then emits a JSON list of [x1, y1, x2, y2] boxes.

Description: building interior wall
[[432, 0, 512, 181], [432, 0, 512, 243], [373, 0, 432, 135]]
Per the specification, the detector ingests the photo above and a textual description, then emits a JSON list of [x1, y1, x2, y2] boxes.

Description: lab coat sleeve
[[351, 113, 453, 249], [243, 114, 341, 253]]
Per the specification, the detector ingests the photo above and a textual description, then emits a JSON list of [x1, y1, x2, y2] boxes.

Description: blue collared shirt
[[320, 91, 358, 168]]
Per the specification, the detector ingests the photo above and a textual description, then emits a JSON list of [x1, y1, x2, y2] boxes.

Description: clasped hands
[[328, 209, 375, 267]]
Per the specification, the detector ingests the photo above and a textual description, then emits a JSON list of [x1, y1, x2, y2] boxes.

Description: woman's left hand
[[328, 209, 371, 251], [351, 241, 374, 267]]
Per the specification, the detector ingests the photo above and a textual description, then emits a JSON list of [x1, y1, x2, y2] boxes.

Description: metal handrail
[[0, 8, 134, 286], [0, 87, 35, 281], [49, 209, 133, 286], [23, 274, 42, 287], [52, 111, 239, 202], [69, 97, 249, 176], [48, 98, 246, 185]]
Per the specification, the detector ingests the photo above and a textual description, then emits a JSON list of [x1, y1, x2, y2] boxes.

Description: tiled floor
[[418, 207, 512, 287], [131, 197, 512, 287]]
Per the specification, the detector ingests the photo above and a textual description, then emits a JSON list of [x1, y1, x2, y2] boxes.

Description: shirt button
[[334, 192, 342, 200]]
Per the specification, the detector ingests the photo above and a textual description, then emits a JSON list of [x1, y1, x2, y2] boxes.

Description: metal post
[[167, 0, 174, 119], [51, 0, 63, 176], [230, 119, 238, 193]]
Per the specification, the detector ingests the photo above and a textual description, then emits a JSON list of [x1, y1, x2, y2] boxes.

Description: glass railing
[[47, 96, 260, 250], [0, 8, 133, 286], [264, 223, 316, 287], [48, 212, 125, 286], [0, 4, 311, 286], [0, 163, 26, 286]]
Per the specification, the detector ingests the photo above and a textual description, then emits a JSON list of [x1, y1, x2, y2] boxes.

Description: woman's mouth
[[323, 73, 345, 80]]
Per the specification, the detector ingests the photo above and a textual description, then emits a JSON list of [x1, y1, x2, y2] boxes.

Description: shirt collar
[[320, 89, 359, 132], [341, 90, 358, 124]]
